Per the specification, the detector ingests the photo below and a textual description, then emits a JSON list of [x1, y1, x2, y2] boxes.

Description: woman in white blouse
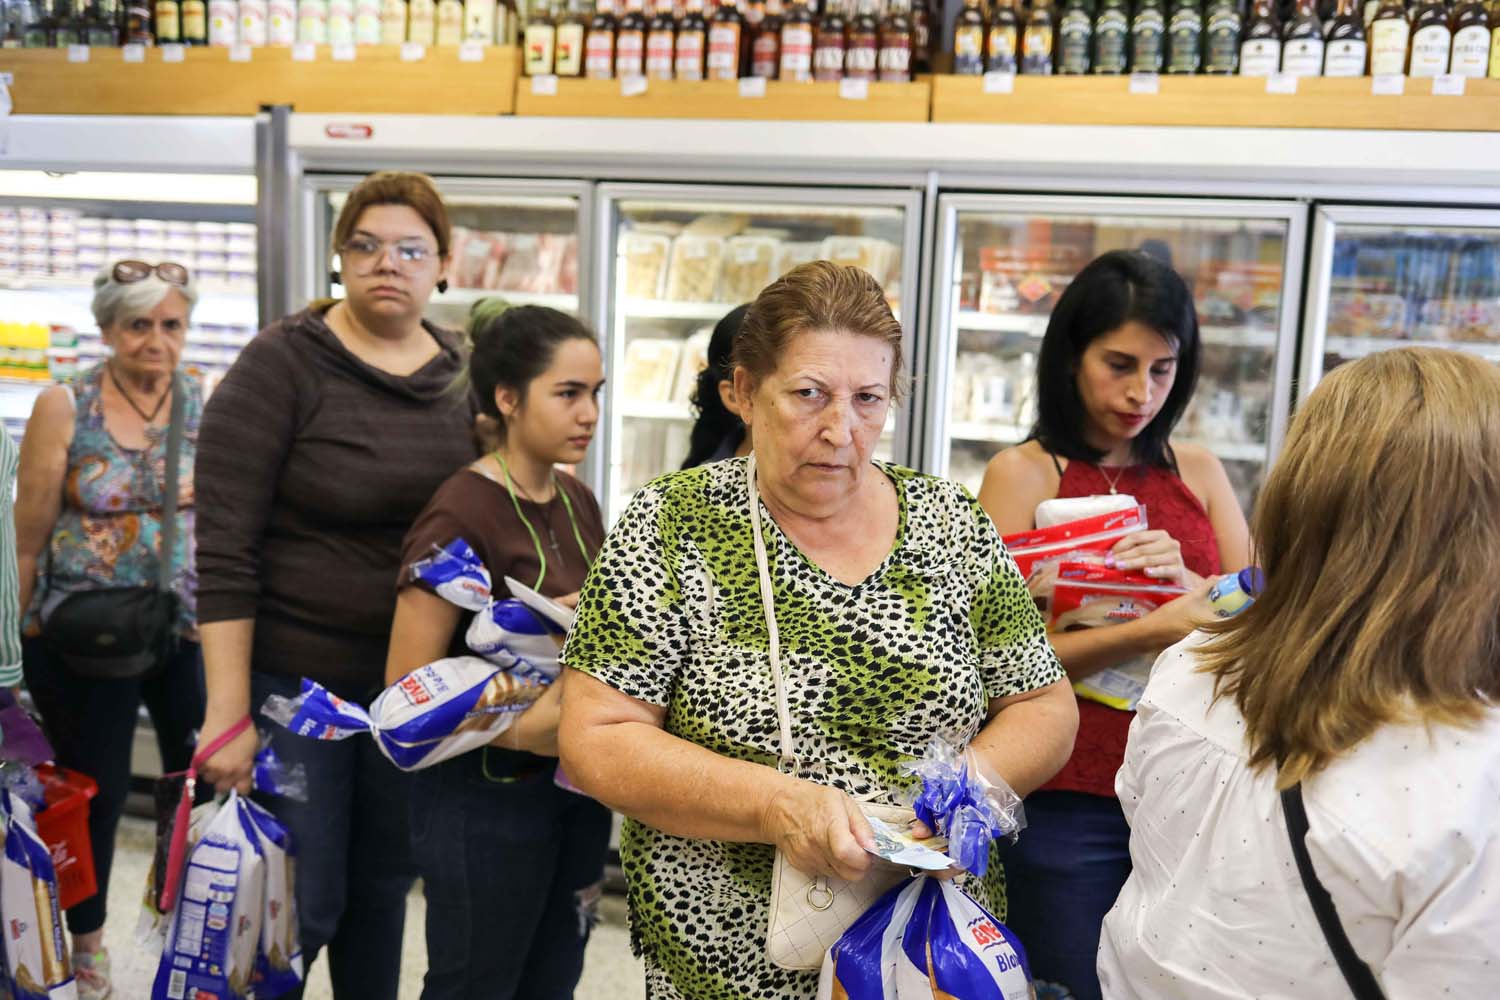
[[1099, 346, 1500, 999]]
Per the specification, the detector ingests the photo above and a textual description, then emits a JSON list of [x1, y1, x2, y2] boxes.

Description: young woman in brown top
[[388, 301, 610, 1000], [194, 172, 476, 999]]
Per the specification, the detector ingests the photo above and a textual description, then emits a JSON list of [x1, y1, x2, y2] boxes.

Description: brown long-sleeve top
[[194, 305, 478, 691]]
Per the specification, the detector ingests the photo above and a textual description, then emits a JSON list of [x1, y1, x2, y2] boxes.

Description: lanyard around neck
[[493, 451, 592, 592]]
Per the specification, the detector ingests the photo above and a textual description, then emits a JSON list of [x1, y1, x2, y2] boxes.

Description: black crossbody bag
[[1281, 783, 1388, 1000], [42, 373, 184, 680]]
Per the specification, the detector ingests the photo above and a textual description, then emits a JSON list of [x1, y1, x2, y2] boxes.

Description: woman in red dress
[[977, 249, 1252, 1000]]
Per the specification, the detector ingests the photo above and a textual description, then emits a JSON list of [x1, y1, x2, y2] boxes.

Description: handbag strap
[[1280, 783, 1387, 1000], [746, 454, 798, 775], [157, 371, 185, 595]]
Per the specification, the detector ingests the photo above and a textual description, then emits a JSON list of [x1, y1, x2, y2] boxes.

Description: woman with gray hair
[[14, 259, 205, 1000]]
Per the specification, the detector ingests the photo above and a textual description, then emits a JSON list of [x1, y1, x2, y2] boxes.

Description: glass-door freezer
[[928, 195, 1305, 512], [595, 183, 923, 525], [1299, 205, 1500, 404]]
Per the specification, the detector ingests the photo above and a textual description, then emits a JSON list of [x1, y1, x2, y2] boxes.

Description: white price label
[[67, 44, 90, 63], [331, 42, 356, 61], [458, 41, 485, 62], [399, 41, 425, 61], [229, 43, 252, 62], [620, 74, 647, 96], [738, 75, 767, 98], [292, 41, 316, 61], [1371, 73, 1405, 96], [1129, 71, 1160, 94], [1265, 72, 1297, 94], [838, 77, 869, 100], [122, 43, 146, 63], [530, 73, 558, 95], [982, 71, 1015, 94], [1431, 74, 1465, 96], [161, 43, 186, 62]]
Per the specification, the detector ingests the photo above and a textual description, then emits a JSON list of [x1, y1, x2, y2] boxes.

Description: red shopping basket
[[34, 763, 99, 911]]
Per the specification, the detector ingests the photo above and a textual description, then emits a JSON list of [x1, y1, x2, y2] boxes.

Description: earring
[[329, 270, 342, 285], [437, 279, 449, 294]]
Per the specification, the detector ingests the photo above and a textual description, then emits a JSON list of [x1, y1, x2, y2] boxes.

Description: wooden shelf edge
[[515, 77, 932, 122]]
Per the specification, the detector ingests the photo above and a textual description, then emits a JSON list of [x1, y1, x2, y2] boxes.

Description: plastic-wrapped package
[[774, 241, 823, 281], [898, 735, 1024, 878], [622, 232, 672, 299], [409, 538, 493, 612], [817, 877, 1031, 1000], [1, 792, 75, 1000], [718, 235, 778, 303], [243, 802, 302, 999], [1003, 503, 1147, 582], [621, 338, 683, 403], [665, 235, 727, 303], [465, 599, 563, 682], [1051, 562, 1186, 711]]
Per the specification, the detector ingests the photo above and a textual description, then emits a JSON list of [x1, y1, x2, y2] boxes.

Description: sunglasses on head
[[112, 260, 191, 287]]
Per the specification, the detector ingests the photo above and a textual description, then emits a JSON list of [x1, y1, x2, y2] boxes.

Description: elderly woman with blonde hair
[[560, 260, 1079, 1000], [15, 259, 204, 1000], [1100, 347, 1500, 998]]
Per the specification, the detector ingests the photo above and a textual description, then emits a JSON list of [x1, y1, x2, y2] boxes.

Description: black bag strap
[[157, 371, 185, 595], [1280, 783, 1387, 1000]]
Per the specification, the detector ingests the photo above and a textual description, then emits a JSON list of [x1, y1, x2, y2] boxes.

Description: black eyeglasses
[[112, 260, 191, 286]]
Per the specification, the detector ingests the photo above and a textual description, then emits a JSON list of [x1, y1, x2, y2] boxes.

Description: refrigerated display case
[[927, 195, 1305, 510], [594, 183, 923, 524], [1299, 205, 1500, 404]]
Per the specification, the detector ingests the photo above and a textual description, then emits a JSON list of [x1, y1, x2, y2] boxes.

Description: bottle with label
[[21, 0, 53, 46], [750, 0, 780, 74], [121, 0, 151, 40], [1449, 0, 1490, 74], [1130, 0, 1164, 70], [460, 0, 491, 40], [1166, 0, 1202, 70], [952, 0, 985, 73], [583, 0, 615, 75], [644, 0, 674, 76], [155, 0, 180, 39], [844, 0, 875, 74], [1202, 0, 1239, 70], [1280, 0, 1322, 73], [238, 0, 267, 42], [207, 0, 236, 42], [268, 0, 295, 40], [433, 0, 459, 38], [1322, 0, 1365, 72], [778, 0, 812, 79], [297, 0, 326, 40], [615, 0, 645, 74], [912, 0, 931, 70], [3, 0, 27, 45], [1057, 0, 1091, 71], [351, 0, 377, 40], [377, 0, 403, 41], [525, 0, 556, 69], [1406, 0, 1450, 74], [674, 0, 704, 76], [1366, 0, 1407, 71], [704, 0, 742, 76], [1092, 0, 1128, 71], [1207, 567, 1265, 617], [986, 0, 1019, 70], [405, 0, 431, 40], [54, 0, 81, 43], [1022, 0, 1055, 71], [82, 0, 119, 44], [327, 0, 353, 41], [877, 0, 911, 78], [181, 0, 206, 39], [1238, 0, 1279, 71], [813, 0, 845, 78], [556, 0, 587, 73]]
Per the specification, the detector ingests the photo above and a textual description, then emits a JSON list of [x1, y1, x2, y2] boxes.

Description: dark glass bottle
[[1021, 0, 1055, 70], [1057, 0, 1092, 70], [585, 0, 617, 79], [1238, 0, 1281, 72], [912, 0, 933, 71], [1201, 0, 1240, 71], [779, 0, 813, 79], [751, 0, 782, 74], [1280, 0, 1323, 75], [986, 0, 1020, 70], [953, 0, 985, 72], [615, 0, 647, 76], [1166, 0, 1202, 70], [1406, 0, 1452, 77], [1321, 0, 1366, 74], [23, 0, 57, 45], [705, 0, 743, 78], [645, 0, 676, 79], [1449, 0, 1490, 75], [844, 0, 876, 76], [1092, 0, 1128, 70], [53, 0, 82, 43], [1130, 0, 1165, 68], [813, 0, 845, 79], [121, 0, 150, 41], [876, 0, 911, 79]]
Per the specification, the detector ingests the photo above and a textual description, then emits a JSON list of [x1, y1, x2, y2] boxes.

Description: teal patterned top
[[563, 457, 1062, 1000]]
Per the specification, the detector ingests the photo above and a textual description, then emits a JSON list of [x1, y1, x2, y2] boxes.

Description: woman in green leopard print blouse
[[559, 261, 1078, 1000]]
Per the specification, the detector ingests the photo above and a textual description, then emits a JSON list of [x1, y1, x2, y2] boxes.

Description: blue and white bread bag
[[1, 792, 75, 1000], [817, 877, 1032, 1000]]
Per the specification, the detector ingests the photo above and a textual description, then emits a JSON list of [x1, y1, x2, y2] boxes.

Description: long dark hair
[[682, 304, 749, 469], [468, 299, 597, 441], [1030, 249, 1201, 470]]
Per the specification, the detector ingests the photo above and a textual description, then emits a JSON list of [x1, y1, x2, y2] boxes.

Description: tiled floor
[[104, 816, 646, 999]]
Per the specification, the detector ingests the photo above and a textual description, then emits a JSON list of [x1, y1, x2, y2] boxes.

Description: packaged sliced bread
[[621, 232, 672, 300], [665, 235, 726, 303], [719, 235, 778, 303]]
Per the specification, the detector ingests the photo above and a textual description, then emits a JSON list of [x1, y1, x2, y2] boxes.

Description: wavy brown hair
[[1200, 347, 1500, 788], [734, 260, 907, 402]]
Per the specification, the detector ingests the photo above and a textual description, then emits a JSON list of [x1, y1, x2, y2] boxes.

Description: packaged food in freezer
[[556, 235, 579, 296], [665, 235, 726, 303], [681, 214, 748, 238], [621, 338, 682, 403], [622, 232, 672, 300], [453, 230, 506, 290], [819, 236, 898, 289], [718, 235, 778, 304], [529, 234, 571, 295], [495, 233, 542, 292], [774, 241, 823, 280], [672, 327, 714, 405]]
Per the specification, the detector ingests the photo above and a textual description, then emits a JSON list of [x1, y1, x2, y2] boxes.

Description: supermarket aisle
[[105, 816, 645, 999]]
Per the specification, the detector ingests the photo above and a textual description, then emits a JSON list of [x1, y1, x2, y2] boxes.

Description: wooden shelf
[[0, 45, 519, 116], [931, 74, 1500, 131], [515, 76, 931, 122]]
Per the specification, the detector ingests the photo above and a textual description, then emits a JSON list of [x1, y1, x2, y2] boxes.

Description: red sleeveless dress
[[1039, 459, 1221, 799]]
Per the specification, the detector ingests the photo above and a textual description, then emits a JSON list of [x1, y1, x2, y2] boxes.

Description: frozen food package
[[820, 236, 897, 289], [150, 793, 265, 1000], [1050, 562, 1185, 712], [718, 235, 778, 303], [665, 235, 726, 303], [242, 800, 302, 1000], [527, 234, 570, 295], [556, 235, 579, 296], [774, 241, 824, 280], [622, 232, 672, 300], [452, 230, 503, 290], [621, 338, 682, 403], [495, 233, 541, 292], [672, 327, 714, 406], [2, 792, 76, 1000]]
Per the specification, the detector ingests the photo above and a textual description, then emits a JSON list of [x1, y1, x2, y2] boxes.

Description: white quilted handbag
[[746, 455, 917, 972]]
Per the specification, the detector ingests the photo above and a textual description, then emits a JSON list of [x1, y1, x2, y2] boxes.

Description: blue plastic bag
[[408, 538, 492, 612], [902, 737, 1026, 877]]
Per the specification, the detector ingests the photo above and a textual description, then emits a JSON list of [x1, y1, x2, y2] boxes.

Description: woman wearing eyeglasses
[[193, 172, 477, 999], [14, 259, 204, 1000]]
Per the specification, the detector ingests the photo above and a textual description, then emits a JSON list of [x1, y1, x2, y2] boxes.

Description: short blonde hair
[[92, 263, 199, 330], [1199, 347, 1500, 787]]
